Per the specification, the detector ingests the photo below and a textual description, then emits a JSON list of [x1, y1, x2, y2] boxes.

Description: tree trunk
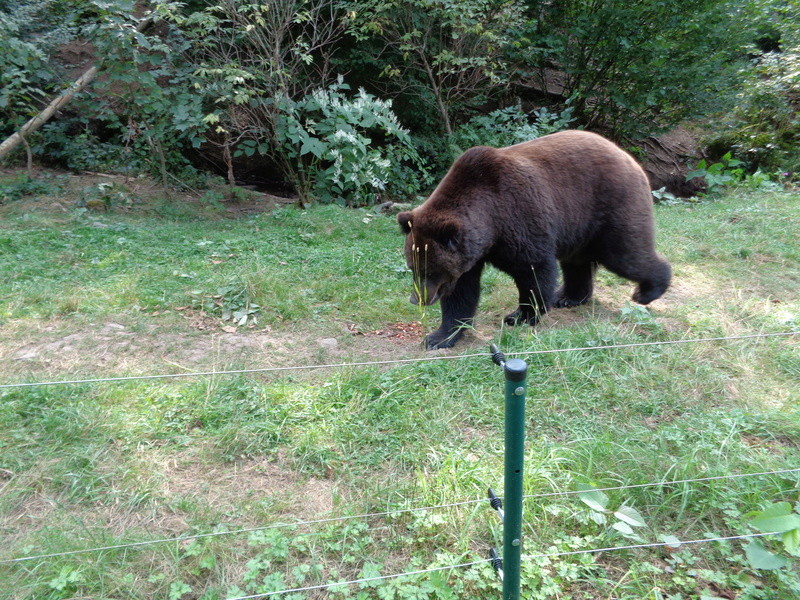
[[0, 67, 99, 162]]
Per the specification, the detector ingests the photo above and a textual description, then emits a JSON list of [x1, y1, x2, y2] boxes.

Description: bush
[[711, 48, 800, 176], [514, 0, 752, 137], [249, 79, 427, 206], [449, 103, 575, 155]]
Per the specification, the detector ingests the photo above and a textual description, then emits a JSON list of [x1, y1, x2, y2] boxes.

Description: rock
[[317, 338, 338, 351], [376, 201, 413, 214], [639, 127, 707, 198]]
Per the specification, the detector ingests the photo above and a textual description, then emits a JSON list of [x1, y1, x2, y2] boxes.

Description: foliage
[[514, 0, 753, 137], [651, 187, 681, 205], [449, 103, 574, 155], [0, 0, 75, 133], [685, 152, 787, 195], [576, 484, 648, 539], [191, 281, 262, 327], [686, 152, 746, 194], [76, 181, 136, 211], [252, 79, 426, 206], [709, 48, 800, 176], [164, 0, 347, 191], [343, 0, 527, 136], [1, 0, 800, 201], [745, 502, 800, 569], [0, 1, 207, 181], [0, 173, 63, 203]]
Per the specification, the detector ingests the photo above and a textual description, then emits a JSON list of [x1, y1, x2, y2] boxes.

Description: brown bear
[[398, 130, 671, 349]]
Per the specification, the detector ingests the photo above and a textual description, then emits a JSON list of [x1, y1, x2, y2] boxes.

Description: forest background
[[1, 0, 798, 205]]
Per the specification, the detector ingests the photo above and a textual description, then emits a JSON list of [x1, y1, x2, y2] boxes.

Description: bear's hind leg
[[425, 261, 484, 350], [631, 257, 671, 305], [555, 261, 596, 308], [601, 252, 672, 305]]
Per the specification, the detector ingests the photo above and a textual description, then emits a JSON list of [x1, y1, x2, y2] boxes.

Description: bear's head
[[397, 210, 470, 306]]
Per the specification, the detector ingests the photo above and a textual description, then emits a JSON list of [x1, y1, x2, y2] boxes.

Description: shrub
[[449, 103, 575, 155], [715, 48, 800, 176], [244, 79, 427, 206]]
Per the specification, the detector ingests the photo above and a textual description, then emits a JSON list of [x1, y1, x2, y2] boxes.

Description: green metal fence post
[[489, 344, 527, 600], [502, 356, 527, 600]]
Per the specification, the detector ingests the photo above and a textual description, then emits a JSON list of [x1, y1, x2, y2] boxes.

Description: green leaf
[[660, 534, 682, 549], [749, 502, 800, 533], [611, 521, 635, 535], [589, 511, 608, 525], [576, 484, 609, 512], [614, 505, 647, 528], [168, 581, 193, 600], [782, 528, 800, 557], [199, 553, 217, 570], [745, 540, 789, 570], [300, 138, 326, 159]]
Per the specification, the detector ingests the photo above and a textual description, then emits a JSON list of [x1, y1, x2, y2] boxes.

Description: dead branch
[[0, 15, 153, 163]]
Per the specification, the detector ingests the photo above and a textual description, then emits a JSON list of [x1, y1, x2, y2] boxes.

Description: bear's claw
[[503, 308, 540, 326]]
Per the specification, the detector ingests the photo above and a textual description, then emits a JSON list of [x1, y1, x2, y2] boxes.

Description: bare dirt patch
[[349, 321, 426, 343], [153, 450, 335, 521], [1, 312, 437, 385]]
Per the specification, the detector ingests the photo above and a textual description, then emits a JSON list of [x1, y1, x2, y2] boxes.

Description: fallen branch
[[0, 15, 153, 163]]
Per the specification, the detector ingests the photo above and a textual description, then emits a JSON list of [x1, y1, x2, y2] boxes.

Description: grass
[[0, 174, 798, 599]]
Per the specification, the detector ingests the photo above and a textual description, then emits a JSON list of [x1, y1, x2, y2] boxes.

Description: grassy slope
[[0, 177, 798, 600]]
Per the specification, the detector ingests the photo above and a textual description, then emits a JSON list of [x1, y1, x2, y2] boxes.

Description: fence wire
[[221, 531, 779, 600], [2, 466, 796, 566], [0, 331, 796, 390], [1, 330, 797, 597]]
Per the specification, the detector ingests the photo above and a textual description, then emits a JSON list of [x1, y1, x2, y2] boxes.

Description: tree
[[517, 0, 753, 137], [166, 0, 347, 192], [344, 0, 526, 137]]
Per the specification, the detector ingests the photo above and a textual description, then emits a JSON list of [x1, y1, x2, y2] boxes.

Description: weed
[[0, 173, 63, 202]]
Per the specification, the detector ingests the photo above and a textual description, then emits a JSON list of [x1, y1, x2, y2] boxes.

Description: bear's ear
[[398, 211, 413, 235]]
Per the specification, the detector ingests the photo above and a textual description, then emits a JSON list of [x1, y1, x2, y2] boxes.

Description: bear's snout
[[410, 282, 442, 306], [409, 289, 439, 306]]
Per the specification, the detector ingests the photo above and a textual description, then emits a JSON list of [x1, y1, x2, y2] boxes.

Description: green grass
[[0, 178, 798, 599]]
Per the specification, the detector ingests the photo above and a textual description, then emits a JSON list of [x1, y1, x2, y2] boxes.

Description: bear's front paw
[[504, 308, 540, 326], [424, 329, 460, 350], [554, 289, 591, 308]]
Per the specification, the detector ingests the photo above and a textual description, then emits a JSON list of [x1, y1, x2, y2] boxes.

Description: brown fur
[[398, 130, 672, 349]]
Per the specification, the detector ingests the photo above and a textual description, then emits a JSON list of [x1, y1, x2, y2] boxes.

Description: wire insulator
[[489, 548, 503, 580], [489, 344, 506, 367], [488, 488, 503, 511]]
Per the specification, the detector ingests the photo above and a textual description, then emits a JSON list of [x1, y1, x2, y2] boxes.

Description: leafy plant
[[576, 484, 648, 539], [78, 182, 135, 211], [0, 1, 70, 140], [744, 502, 800, 569], [513, 0, 753, 137], [0, 174, 62, 202], [651, 187, 680, 205], [619, 303, 664, 333], [164, 0, 346, 189], [449, 103, 574, 155], [260, 78, 425, 206], [192, 282, 261, 327], [686, 152, 745, 194], [344, 0, 526, 137]]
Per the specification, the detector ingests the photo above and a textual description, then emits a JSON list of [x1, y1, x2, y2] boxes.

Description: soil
[[639, 127, 707, 197]]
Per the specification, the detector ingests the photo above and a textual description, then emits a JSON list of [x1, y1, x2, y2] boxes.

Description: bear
[[397, 130, 672, 350]]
